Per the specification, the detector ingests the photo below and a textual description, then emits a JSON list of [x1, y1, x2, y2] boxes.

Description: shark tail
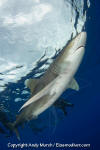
[[7, 122, 20, 140]]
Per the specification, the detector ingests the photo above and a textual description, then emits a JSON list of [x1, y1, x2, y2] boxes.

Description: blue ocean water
[[0, 0, 99, 150]]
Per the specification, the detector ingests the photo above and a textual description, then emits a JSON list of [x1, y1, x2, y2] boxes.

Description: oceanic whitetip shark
[[9, 32, 87, 140]]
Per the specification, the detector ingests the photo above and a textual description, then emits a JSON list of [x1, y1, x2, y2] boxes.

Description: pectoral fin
[[25, 78, 39, 94], [69, 78, 79, 91]]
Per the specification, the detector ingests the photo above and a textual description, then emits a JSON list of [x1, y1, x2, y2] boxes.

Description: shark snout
[[69, 32, 87, 55], [75, 32, 87, 51], [66, 32, 86, 63]]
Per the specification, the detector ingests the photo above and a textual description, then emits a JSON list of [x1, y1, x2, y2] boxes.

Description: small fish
[[0, 109, 17, 137], [0, 125, 5, 134]]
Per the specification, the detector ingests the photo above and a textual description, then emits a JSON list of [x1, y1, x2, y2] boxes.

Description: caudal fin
[[7, 122, 20, 140]]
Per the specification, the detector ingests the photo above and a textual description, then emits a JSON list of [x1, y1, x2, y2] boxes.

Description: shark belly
[[33, 73, 72, 117]]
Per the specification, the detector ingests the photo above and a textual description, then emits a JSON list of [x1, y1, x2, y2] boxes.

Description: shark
[[9, 32, 87, 140]]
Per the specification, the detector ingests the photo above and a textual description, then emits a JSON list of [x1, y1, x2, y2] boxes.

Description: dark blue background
[[0, 0, 100, 149]]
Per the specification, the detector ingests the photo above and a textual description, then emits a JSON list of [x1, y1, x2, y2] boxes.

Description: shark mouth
[[76, 45, 85, 51]]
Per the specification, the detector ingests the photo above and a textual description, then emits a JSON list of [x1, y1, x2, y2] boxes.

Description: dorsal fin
[[69, 78, 79, 91], [25, 78, 39, 94]]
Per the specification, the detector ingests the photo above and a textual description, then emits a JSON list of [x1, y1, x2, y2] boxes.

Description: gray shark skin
[[10, 32, 87, 140]]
